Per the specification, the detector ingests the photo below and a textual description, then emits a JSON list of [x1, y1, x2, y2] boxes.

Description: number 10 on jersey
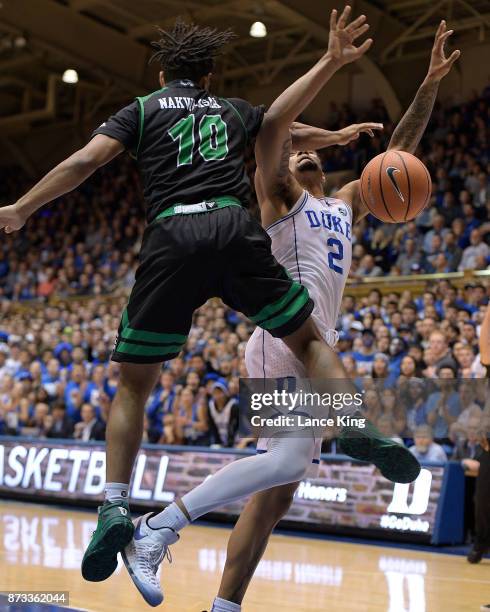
[[168, 114, 229, 167]]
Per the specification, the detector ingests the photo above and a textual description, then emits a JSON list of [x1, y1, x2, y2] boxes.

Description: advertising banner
[[0, 437, 458, 543]]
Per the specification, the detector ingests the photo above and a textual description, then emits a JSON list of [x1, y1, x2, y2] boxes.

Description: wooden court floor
[[0, 500, 489, 611]]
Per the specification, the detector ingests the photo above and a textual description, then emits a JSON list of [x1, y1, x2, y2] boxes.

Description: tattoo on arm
[[389, 79, 439, 153]]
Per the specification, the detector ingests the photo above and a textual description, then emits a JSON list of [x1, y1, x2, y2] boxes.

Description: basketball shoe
[[339, 417, 421, 483], [81, 500, 134, 581], [467, 546, 487, 564], [122, 512, 179, 607]]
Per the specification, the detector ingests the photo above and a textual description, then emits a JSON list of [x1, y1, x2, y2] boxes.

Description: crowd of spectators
[[337, 281, 489, 460], [0, 158, 143, 302], [0, 278, 488, 462], [0, 87, 488, 303], [0, 86, 489, 465]]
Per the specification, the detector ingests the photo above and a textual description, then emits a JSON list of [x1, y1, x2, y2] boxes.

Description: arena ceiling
[[0, 0, 489, 175]]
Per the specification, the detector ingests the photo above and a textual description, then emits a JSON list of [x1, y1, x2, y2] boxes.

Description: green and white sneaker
[[81, 500, 134, 582], [339, 418, 421, 484]]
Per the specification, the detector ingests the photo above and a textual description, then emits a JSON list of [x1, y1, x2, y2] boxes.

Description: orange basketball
[[359, 150, 432, 223]]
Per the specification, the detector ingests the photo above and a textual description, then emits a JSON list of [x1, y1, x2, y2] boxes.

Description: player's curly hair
[[150, 18, 236, 82]]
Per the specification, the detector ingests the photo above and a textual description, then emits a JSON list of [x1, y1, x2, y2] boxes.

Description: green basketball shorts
[[112, 197, 314, 364]]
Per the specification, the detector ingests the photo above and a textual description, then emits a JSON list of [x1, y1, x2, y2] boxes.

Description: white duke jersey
[[266, 190, 353, 336], [246, 189, 353, 472]]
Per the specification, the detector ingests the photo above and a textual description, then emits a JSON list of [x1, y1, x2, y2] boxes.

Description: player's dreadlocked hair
[[150, 18, 236, 82]]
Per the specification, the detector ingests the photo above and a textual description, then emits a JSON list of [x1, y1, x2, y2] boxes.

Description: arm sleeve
[[227, 98, 265, 140], [91, 101, 139, 152]]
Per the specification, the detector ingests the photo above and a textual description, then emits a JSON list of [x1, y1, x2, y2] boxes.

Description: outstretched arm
[[338, 20, 460, 222], [0, 134, 124, 233], [290, 122, 383, 151], [388, 20, 460, 153], [262, 7, 371, 132], [256, 5, 372, 211]]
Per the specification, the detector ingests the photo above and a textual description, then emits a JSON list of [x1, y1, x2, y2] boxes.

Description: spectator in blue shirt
[[0, 252, 8, 279], [146, 371, 176, 443], [351, 329, 376, 374], [64, 364, 88, 421], [423, 215, 448, 254], [402, 378, 430, 435], [372, 353, 398, 388], [104, 361, 119, 400], [426, 365, 461, 440], [388, 337, 407, 377], [13, 349, 32, 381], [207, 379, 239, 447], [85, 364, 108, 414], [42, 358, 61, 397]]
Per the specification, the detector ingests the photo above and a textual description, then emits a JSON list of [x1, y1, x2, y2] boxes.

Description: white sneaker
[[122, 512, 179, 607]]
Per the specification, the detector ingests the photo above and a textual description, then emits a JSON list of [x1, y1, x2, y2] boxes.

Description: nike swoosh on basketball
[[134, 519, 148, 540], [386, 166, 405, 202]]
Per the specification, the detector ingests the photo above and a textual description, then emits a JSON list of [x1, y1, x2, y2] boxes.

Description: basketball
[[359, 150, 432, 223]]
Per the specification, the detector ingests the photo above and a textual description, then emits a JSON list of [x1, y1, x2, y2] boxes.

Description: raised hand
[[0, 204, 25, 234], [327, 5, 373, 66], [427, 20, 460, 81], [337, 122, 384, 145]]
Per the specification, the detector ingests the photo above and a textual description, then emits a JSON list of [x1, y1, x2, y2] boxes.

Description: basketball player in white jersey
[[120, 13, 459, 609], [207, 19, 460, 612]]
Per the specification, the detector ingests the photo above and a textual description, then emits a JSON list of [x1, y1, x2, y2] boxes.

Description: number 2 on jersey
[[327, 237, 344, 274], [168, 114, 228, 167]]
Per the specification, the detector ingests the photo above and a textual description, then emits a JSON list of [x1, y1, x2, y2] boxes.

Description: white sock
[[104, 482, 129, 503], [211, 597, 241, 612], [147, 502, 189, 531]]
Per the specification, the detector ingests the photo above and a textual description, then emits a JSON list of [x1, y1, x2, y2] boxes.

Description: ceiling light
[[14, 36, 26, 49], [62, 69, 79, 84], [250, 21, 267, 38]]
